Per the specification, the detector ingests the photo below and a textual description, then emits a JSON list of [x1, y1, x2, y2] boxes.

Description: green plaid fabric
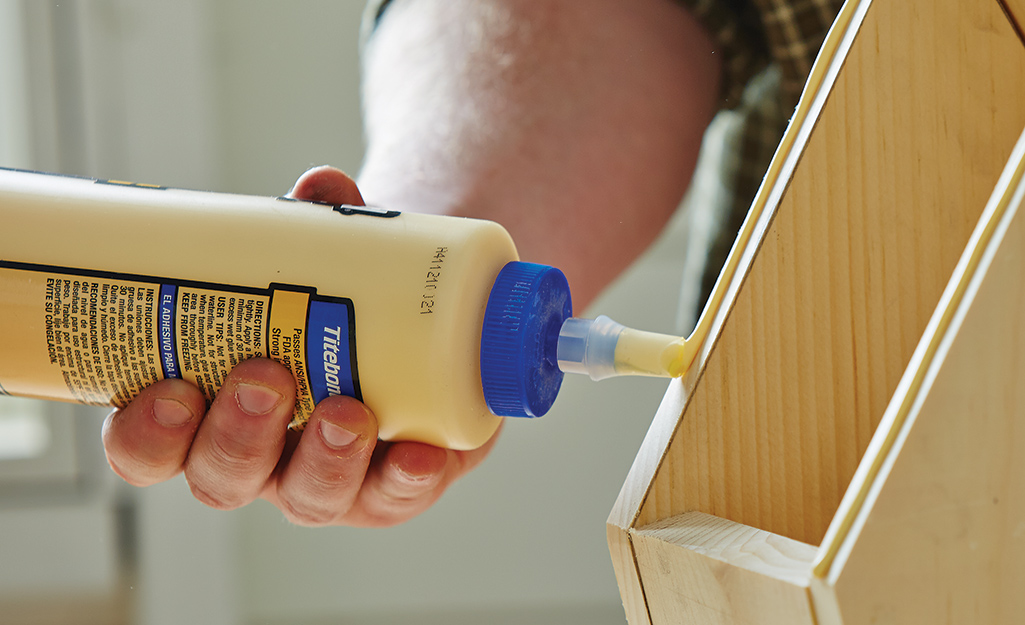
[[685, 0, 843, 310]]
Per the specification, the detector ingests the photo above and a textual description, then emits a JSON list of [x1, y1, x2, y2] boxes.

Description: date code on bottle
[[419, 247, 447, 314]]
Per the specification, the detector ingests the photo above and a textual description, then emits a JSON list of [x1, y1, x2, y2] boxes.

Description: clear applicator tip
[[555, 315, 694, 381]]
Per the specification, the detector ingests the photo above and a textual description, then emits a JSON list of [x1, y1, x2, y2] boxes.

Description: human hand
[[101, 166, 499, 527]]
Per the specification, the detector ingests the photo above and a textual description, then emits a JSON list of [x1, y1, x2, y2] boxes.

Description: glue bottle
[[0, 167, 692, 450]]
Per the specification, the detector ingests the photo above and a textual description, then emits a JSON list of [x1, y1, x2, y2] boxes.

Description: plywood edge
[[629, 0, 873, 529], [814, 126, 1025, 581], [631, 512, 818, 624], [607, 522, 653, 625], [606, 380, 689, 625], [808, 575, 845, 625]]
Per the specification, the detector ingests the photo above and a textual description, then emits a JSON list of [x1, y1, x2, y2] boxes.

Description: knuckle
[[206, 434, 269, 479], [105, 454, 160, 488], [362, 484, 439, 525], [381, 470, 443, 504], [101, 408, 191, 487], [301, 460, 358, 492], [185, 476, 247, 511], [357, 509, 414, 529], [379, 486, 427, 505], [277, 464, 359, 526], [278, 496, 336, 527], [183, 432, 278, 511], [103, 441, 179, 487]]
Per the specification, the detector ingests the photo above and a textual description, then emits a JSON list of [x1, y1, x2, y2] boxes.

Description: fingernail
[[235, 383, 282, 415], [320, 420, 360, 449], [153, 398, 194, 427]]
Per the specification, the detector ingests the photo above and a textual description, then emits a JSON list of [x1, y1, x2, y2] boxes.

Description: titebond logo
[[320, 326, 347, 397]]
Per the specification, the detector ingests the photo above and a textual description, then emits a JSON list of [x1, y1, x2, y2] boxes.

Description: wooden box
[[607, 0, 1025, 622]]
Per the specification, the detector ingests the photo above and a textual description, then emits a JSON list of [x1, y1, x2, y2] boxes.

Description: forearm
[[358, 0, 719, 309]]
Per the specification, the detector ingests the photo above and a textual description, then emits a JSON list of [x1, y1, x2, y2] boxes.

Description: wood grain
[[609, 0, 1025, 622], [632, 512, 816, 625], [826, 130, 1025, 623], [605, 1, 869, 619], [634, 0, 1025, 546]]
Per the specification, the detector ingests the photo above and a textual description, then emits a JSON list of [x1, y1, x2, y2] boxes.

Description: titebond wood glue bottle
[[0, 168, 690, 450]]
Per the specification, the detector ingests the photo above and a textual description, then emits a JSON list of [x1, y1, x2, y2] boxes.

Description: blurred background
[[0, 1, 723, 623]]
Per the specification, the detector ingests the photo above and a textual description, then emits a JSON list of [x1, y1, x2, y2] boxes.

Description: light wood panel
[[609, 0, 1025, 622], [634, 0, 1025, 546], [632, 512, 816, 625], [821, 128, 1025, 624], [605, 0, 870, 616]]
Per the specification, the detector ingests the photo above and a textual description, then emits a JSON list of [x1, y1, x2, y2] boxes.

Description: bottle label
[[0, 261, 361, 428]]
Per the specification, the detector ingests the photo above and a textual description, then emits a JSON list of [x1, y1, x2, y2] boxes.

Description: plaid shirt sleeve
[[680, 0, 844, 311]]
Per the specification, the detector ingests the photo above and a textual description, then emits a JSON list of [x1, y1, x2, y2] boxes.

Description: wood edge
[[605, 0, 871, 619], [607, 522, 653, 625], [812, 126, 1025, 579], [635, 511, 817, 587], [629, 513, 821, 625], [998, 0, 1025, 47], [808, 575, 844, 625], [605, 381, 688, 625], [682, 0, 871, 358], [623, 0, 871, 530]]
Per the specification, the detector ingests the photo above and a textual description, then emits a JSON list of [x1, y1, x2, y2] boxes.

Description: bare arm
[[358, 0, 720, 308]]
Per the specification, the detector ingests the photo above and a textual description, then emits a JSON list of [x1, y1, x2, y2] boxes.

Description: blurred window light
[[0, 397, 52, 460], [0, 0, 33, 169], [1, 1, 50, 464]]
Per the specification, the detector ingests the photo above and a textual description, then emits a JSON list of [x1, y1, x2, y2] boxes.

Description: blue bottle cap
[[480, 262, 572, 418]]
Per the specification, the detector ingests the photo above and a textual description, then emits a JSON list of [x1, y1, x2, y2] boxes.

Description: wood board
[[821, 116, 1025, 625], [633, 512, 816, 625], [608, 0, 1025, 622]]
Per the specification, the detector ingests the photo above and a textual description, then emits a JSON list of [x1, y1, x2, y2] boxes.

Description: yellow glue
[[615, 327, 688, 378], [555, 316, 692, 381], [0, 167, 687, 451]]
